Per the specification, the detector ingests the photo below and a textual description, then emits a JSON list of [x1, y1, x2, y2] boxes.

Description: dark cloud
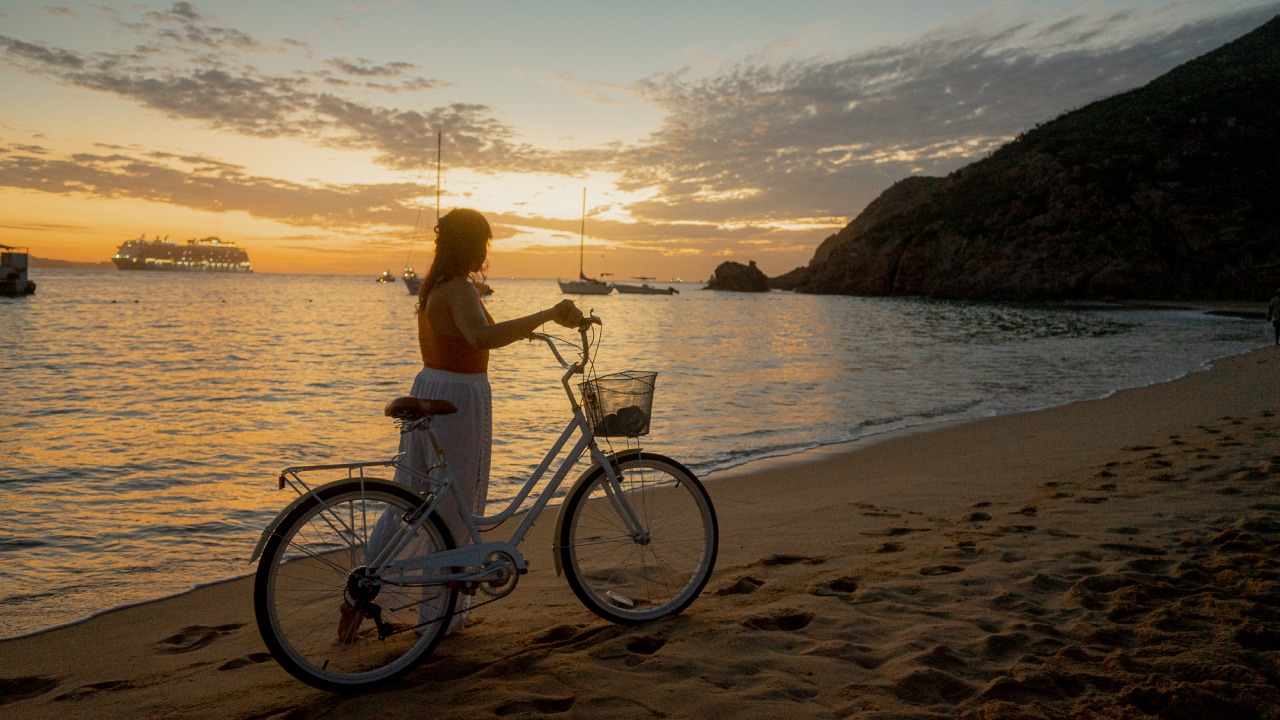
[[143, 1, 261, 51], [0, 35, 85, 69], [0, 143, 428, 229], [328, 57, 418, 77]]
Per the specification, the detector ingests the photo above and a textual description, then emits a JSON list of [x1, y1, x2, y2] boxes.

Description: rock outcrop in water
[[706, 260, 770, 292], [780, 16, 1280, 301]]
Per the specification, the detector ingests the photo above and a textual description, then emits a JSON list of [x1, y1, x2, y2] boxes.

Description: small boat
[[614, 277, 678, 295], [1, 244, 36, 296], [403, 267, 421, 295], [558, 274, 613, 295], [377, 270, 395, 283], [559, 189, 613, 295]]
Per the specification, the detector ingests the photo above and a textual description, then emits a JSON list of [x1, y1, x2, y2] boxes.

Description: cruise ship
[[112, 235, 253, 272]]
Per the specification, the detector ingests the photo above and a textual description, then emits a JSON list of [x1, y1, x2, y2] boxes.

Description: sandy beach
[[3, 346, 1279, 719]]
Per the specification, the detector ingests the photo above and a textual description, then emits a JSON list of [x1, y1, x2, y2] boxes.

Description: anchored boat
[[558, 189, 613, 295], [614, 277, 678, 295], [1, 245, 36, 296]]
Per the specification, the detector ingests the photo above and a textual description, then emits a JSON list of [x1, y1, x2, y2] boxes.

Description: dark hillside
[[790, 15, 1280, 300]]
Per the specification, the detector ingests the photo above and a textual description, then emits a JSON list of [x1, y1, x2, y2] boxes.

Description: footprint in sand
[[626, 635, 667, 656], [217, 652, 274, 671], [54, 679, 140, 702], [529, 624, 614, 651], [880, 527, 931, 537], [0, 675, 60, 705], [920, 565, 964, 576], [494, 697, 576, 716], [742, 611, 814, 632], [997, 525, 1037, 534], [753, 554, 824, 567], [155, 623, 245, 654], [715, 576, 765, 596], [617, 635, 669, 667], [811, 575, 859, 597]]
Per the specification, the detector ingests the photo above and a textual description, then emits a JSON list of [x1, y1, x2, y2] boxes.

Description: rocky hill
[[706, 260, 769, 292], [782, 15, 1280, 301]]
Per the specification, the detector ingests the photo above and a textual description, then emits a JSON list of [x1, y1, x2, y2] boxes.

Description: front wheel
[[558, 453, 718, 624], [254, 480, 457, 692]]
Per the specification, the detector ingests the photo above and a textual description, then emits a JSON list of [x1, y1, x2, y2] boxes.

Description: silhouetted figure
[[343, 209, 582, 642]]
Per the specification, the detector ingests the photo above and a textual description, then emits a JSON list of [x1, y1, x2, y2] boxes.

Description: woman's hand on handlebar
[[548, 299, 584, 329]]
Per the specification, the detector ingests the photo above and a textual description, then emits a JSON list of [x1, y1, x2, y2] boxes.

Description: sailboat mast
[[435, 132, 442, 230], [579, 188, 586, 279]]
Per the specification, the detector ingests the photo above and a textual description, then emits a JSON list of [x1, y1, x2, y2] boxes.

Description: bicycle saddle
[[384, 397, 458, 420]]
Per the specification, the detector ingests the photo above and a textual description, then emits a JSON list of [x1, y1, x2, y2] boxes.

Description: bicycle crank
[[478, 551, 520, 598]]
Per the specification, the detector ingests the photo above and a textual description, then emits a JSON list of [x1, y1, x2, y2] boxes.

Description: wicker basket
[[581, 371, 656, 437]]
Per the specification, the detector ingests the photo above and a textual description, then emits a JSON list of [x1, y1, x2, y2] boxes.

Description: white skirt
[[369, 367, 491, 633], [394, 367, 492, 534]]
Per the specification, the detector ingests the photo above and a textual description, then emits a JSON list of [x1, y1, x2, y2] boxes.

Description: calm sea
[[0, 270, 1266, 638]]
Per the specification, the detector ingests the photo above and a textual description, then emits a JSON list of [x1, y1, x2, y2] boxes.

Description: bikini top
[[417, 304, 489, 374]]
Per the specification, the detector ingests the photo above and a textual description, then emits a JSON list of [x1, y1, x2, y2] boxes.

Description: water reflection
[[0, 270, 1264, 636]]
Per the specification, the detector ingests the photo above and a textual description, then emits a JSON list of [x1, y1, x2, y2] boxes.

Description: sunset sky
[[2, 1, 1276, 279]]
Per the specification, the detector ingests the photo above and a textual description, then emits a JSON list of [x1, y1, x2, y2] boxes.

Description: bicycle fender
[[552, 448, 645, 577], [249, 477, 407, 562]]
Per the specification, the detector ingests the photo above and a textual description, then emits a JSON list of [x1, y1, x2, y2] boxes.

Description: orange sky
[[2, 1, 1273, 278]]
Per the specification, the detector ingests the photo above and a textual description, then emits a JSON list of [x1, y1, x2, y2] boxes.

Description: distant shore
[[26, 257, 114, 270], [3, 346, 1278, 718]]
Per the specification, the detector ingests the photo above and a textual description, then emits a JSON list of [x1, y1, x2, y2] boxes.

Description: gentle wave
[[0, 271, 1266, 637]]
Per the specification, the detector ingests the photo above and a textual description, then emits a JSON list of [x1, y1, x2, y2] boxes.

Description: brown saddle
[[384, 397, 458, 421]]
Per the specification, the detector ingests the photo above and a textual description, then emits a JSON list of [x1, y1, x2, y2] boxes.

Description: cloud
[[0, 142, 427, 230], [612, 5, 1277, 225], [0, 2, 1275, 261]]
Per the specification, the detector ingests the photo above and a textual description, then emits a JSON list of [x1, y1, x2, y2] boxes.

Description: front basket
[[582, 371, 656, 437]]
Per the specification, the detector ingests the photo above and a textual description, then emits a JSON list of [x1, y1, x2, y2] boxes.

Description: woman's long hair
[[416, 208, 492, 313]]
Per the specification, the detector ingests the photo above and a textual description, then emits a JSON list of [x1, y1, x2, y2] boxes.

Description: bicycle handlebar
[[531, 312, 601, 370]]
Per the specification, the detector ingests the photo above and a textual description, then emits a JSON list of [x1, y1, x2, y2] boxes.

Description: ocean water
[[0, 270, 1266, 638]]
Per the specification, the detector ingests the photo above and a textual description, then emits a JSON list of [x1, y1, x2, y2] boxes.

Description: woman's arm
[[446, 279, 582, 350]]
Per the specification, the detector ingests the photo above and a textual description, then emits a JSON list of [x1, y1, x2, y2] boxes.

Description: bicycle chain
[[385, 590, 508, 638]]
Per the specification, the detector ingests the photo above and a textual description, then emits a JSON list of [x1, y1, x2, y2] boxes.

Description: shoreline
[[4, 338, 1267, 644], [3, 346, 1278, 717], [708, 334, 1266, 483]]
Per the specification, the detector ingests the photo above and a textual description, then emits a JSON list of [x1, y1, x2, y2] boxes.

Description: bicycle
[[250, 315, 719, 692]]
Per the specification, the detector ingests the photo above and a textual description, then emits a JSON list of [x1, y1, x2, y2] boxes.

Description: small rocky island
[[705, 260, 770, 292]]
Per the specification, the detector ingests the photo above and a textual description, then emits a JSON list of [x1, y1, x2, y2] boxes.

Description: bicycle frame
[[251, 318, 647, 590]]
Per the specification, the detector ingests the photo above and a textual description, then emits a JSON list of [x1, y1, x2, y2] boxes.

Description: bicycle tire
[[558, 453, 717, 624], [254, 480, 457, 692]]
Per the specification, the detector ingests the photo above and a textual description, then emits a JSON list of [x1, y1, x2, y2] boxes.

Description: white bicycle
[[251, 315, 718, 691]]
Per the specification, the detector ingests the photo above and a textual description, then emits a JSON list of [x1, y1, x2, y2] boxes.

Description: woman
[[408, 208, 581, 531], [345, 209, 581, 641]]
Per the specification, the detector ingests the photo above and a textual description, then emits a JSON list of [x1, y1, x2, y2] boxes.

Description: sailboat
[[558, 189, 613, 295]]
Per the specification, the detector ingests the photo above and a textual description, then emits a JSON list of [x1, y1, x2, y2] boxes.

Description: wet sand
[[3, 347, 1279, 719]]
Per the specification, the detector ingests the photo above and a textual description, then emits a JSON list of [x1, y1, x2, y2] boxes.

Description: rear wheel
[[254, 480, 457, 692], [558, 453, 717, 624]]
